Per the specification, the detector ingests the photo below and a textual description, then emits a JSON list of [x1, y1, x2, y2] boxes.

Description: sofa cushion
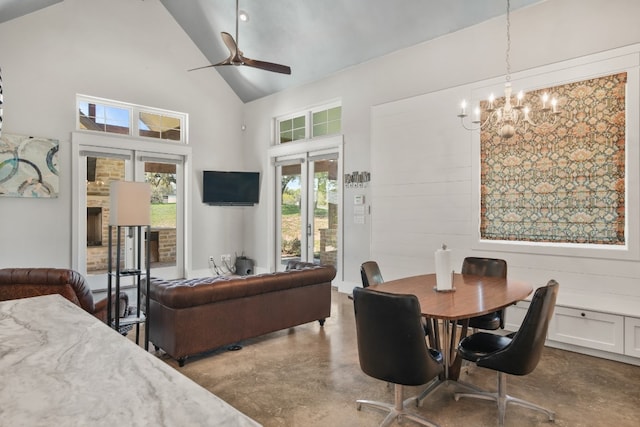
[[148, 264, 336, 309]]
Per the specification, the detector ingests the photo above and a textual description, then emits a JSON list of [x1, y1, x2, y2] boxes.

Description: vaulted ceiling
[[1, 0, 543, 103]]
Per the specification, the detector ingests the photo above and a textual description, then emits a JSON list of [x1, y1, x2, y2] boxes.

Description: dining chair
[[358, 261, 439, 348], [353, 287, 443, 427], [461, 257, 508, 330], [454, 280, 559, 427], [360, 260, 384, 287]]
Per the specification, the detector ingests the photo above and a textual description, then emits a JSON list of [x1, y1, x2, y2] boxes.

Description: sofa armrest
[[93, 292, 129, 323]]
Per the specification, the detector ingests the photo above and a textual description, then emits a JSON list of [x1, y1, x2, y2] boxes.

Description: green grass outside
[[150, 202, 327, 230], [151, 203, 176, 228]]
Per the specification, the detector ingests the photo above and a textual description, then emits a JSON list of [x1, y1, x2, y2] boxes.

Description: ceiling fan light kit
[[188, 0, 291, 75]]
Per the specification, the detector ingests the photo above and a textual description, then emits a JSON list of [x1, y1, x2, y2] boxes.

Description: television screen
[[203, 171, 260, 206]]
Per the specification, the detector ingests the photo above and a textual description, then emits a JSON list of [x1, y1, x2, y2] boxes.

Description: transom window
[[276, 102, 342, 144], [77, 95, 188, 143]]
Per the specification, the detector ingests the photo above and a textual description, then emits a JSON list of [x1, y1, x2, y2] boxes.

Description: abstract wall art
[[0, 133, 59, 198]]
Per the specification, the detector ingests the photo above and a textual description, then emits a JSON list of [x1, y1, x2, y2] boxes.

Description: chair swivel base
[[357, 383, 440, 427], [454, 372, 555, 427]]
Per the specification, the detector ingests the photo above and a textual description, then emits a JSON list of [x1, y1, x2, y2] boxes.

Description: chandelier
[[457, 0, 560, 139]]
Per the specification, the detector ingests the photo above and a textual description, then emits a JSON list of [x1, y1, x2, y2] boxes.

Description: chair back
[[461, 257, 507, 278], [477, 280, 559, 376], [360, 261, 384, 287], [353, 287, 441, 386]]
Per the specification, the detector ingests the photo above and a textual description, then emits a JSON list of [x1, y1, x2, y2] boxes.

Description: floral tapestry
[[480, 72, 626, 244]]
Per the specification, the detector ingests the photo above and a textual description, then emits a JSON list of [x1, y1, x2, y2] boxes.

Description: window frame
[[76, 94, 189, 144], [275, 100, 342, 144], [471, 54, 640, 261]]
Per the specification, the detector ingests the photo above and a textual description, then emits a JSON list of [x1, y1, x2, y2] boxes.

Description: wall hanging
[[0, 133, 59, 198]]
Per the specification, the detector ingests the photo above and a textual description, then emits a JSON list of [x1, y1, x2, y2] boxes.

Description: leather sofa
[[144, 261, 336, 366], [0, 267, 128, 323]]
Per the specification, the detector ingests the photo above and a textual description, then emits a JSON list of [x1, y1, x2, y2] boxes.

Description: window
[[276, 102, 342, 144], [313, 106, 342, 137], [480, 73, 626, 245], [279, 114, 306, 143], [77, 95, 188, 143], [78, 102, 130, 135], [139, 111, 182, 141]]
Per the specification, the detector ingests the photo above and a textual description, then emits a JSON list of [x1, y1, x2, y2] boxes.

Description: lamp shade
[[109, 181, 151, 226]]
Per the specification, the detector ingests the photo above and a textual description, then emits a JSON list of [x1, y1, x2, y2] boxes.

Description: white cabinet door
[[548, 306, 624, 354], [504, 301, 530, 332], [624, 317, 640, 358]]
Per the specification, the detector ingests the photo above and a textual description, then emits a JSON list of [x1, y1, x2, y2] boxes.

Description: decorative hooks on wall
[[344, 171, 370, 188]]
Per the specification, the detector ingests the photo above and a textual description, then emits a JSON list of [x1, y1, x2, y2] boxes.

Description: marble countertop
[[0, 294, 261, 426]]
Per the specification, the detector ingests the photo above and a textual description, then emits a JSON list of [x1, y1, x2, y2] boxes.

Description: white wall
[[0, 0, 246, 274], [242, 0, 640, 293]]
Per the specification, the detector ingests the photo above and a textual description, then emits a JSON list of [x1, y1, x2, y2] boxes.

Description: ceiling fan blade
[[187, 57, 233, 72], [220, 31, 239, 59], [242, 56, 291, 75]]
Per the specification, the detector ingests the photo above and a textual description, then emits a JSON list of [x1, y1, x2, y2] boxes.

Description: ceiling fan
[[188, 0, 291, 75]]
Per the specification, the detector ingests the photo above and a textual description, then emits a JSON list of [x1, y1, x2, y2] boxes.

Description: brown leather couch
[[0, 267, 128, 323], [144, 261, 336, 366]]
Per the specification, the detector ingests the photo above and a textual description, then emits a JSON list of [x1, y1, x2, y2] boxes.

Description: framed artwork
[[0, 133, 59, 198]]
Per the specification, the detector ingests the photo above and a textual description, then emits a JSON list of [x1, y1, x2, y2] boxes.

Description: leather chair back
[[353, 287, 441, 386], [461, 257, 507, 278], [360, 261, 383, 287], [477, 280, 559, 376]]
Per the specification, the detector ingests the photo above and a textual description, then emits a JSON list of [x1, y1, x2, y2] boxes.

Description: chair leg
[[356, 384, 440, 427], [454, 372, 555, 427]]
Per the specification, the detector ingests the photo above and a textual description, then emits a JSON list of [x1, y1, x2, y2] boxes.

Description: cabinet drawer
[[504, 301, 530, 332], [548, 306, 624, 354], [624, 317, 640, 358]]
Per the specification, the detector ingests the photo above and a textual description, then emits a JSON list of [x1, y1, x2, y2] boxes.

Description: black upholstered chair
[[454, 280, 559, 427], [353, 287, 443, 427], [357, 261, 439, 348], [461, 257, 508, 330], [360, 260, 384, 287]]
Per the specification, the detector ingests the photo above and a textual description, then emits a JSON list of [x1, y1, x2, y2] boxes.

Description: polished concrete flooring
[[151, 289, 640, 427]]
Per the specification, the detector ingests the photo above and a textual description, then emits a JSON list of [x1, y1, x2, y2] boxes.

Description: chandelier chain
[[505, 0, 511, 82], [457, 0, 560, 139]]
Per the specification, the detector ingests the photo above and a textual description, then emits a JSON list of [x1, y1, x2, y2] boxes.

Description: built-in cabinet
[[548, 306, 624, 354], [506, 300, 640, 365], [625, 317, 640, 358]]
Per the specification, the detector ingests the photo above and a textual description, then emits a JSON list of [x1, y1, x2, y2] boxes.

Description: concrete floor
[[151, 289, 640, 427]]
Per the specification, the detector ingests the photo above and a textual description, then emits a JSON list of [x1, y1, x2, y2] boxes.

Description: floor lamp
[[108, 181, 151, 348]]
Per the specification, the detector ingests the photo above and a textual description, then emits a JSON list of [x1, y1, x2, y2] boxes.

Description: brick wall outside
[[85, 157, 176, 272]]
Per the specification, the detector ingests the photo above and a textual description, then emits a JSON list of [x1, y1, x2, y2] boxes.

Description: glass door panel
[[275, 152, 340, 271], [83, 152, 133, 291], [279, 163, 304, 268], [311, 159, 338, 268], [141, 158, 183, 279]]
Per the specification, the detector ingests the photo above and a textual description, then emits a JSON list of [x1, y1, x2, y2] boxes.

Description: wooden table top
[[369, 273, 533, 320]]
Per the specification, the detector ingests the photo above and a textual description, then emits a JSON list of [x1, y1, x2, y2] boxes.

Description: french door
[[72, 132, 189, 293], [274, 146, 341, 271]]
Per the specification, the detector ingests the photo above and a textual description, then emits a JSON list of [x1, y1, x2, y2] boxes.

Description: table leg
[[416, 318, 475, 406], [448, 319, 469, 381]]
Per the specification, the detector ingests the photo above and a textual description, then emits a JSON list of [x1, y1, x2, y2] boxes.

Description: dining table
[[368, 272, 532, 395]]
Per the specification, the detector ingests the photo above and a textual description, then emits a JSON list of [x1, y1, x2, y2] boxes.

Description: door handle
[[307, 224, 312, 236]]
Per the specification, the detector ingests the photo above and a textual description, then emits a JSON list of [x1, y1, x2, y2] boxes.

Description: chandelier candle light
[[458, 0, 560, 139]]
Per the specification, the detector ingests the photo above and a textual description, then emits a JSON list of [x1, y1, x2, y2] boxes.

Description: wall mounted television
[[202, 171, 260, 206]]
